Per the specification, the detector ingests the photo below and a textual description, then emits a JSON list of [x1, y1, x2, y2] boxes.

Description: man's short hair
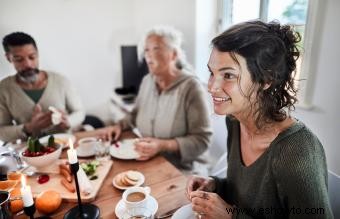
[[2, 32, 37, 53]]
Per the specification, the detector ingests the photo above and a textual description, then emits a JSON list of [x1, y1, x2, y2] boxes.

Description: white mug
[[77, 137, 97, 152], [122, 186, 151, 210]]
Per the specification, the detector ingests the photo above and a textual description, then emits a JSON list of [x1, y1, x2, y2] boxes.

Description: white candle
[[67, 138, 78, 164], [20, 175, 34, 207]]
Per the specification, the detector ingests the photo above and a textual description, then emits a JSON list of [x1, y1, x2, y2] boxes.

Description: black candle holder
[[23, 204, 36, 219], [64, 162, 100, 219], [23, 202, 52, 219]]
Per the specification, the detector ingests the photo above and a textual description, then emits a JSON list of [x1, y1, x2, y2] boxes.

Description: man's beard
[[17, 68, 40, 83]]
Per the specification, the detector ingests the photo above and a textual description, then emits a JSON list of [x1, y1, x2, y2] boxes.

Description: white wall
[[0, 0, 196, 111]]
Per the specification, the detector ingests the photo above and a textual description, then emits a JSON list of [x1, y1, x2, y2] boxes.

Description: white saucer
[[115, 196, 158, 218], [110, 139, 140, 160], [112, 171, 145, 190], [172, 204, 195, 219], [76, 147, 95, 157]]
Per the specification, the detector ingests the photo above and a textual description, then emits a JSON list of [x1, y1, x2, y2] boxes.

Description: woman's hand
[[186, 175, 216, 200], [134, 137, 163, 160], [190, 191, 233, 219]]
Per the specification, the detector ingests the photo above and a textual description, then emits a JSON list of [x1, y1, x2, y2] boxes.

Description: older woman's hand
[[186, 175, 216, 200], [95, 125, 121, 142], [190, 191, 233, 219], [134, 137, 163, 160]]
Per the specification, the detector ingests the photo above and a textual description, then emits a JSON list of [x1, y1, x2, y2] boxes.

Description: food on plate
[[60, 178, 75, 193], [115, 170, 141, 187], [77, 167, 93, 195], [126, 170, 140, 181], [0, 180, 18, 191], [49, 106, 62, 125], [37, 174, 50, 184], [89, 175, 98, 180], [80, 160, 100, 176], [59, 163, 71, 174], [60, 168, 72, 183], [35, 190, 62, 214], [22, 136, 58, 157], [59, 162, 74, 189], [9, 188, 23, 213], [7, 171, 22, 180], [54, 138, 68, 146]]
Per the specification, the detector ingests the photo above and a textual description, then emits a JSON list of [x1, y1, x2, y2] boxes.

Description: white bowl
[[21, 144, 62, 168]]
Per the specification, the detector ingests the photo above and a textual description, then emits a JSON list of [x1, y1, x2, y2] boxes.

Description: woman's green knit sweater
[[213, 117, 333, 219]]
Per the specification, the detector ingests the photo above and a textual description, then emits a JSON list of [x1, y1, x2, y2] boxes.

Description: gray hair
[[138, 25, 192, 71]]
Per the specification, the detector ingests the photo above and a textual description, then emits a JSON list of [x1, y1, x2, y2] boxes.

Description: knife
[[155, 207, 181, 219], [132, 127, 143, 138]]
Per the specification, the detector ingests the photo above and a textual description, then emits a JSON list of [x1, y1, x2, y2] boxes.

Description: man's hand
[[24, 104, 52, 135], [56, 111, 70, 130]]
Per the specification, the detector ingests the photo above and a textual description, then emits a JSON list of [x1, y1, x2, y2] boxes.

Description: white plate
[[39, 133, 76, 149], [112, 171, 145, 190], [115, 196, 158, 219], [109, 139, 140, 160], [76, 147, 96, 157], [172, 204, 195, 219]]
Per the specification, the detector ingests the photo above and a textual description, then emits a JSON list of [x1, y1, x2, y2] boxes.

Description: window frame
[[218, 0, 318, 109]]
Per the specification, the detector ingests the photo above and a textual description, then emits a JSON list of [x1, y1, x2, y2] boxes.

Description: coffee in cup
[[77, 137, 97, 154], [122, 186, 150, 210], [127, 192, 145, 202]]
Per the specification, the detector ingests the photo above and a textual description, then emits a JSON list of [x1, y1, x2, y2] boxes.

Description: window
[[218, 0, 317, 108]]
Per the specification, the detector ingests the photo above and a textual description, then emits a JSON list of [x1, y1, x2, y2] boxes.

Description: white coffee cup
[[122, 186, 151, 210], [122, 207, 152, 219], [78, 137, 97, 152]]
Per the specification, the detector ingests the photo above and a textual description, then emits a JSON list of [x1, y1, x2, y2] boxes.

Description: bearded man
[[0, 32, 85, 141]]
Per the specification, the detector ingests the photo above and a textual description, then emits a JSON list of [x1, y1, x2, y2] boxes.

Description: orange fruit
[[7, 171, 22, 181], [0, 180, 18, 191], [10, 188, 23, 213], [35, 190, 62, 214]]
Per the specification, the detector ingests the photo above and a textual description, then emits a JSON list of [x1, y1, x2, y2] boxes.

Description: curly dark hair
[[2, 32, 37, 53], [212, 20, 301, 128]]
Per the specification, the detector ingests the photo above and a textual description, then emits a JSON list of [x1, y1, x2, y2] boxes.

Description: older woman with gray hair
[[105, 26, 212, 171]]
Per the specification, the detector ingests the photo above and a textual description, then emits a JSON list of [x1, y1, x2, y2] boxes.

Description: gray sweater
[[120, 72, 212, 170], [213, 117, 333, 219], [0, 72, 85, 141]]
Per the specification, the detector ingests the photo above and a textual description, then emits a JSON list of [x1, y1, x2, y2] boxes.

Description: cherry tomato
[[37, 174, 50, 184]]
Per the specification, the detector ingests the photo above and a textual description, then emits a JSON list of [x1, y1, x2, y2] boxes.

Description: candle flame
[[69, 138, 74, 150], [21, 175, 26, 188]]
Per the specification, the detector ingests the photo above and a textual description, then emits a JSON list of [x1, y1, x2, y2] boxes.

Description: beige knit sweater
[[0, 72, 85, 141], [120, 72, 213, 170]]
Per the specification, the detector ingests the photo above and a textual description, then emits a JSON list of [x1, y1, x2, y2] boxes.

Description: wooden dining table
[[15, 130, 190, 219]]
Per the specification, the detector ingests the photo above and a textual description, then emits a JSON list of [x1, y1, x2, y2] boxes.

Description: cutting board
[[25, 159, 113, 203]]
